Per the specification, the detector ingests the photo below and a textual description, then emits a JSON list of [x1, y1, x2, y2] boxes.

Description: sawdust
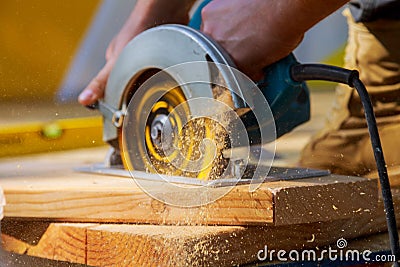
[[147, 76, 239, 181], [148, 117, 230, 180]]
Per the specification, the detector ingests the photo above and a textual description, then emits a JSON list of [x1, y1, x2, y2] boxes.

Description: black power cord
[[291, 64, 400, 266]]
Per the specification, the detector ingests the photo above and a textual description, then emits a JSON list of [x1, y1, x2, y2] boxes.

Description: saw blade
[[119, 69, 237, 181]]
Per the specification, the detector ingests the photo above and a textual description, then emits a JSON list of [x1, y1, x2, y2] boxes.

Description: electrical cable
[[291, 63, 400, 266]]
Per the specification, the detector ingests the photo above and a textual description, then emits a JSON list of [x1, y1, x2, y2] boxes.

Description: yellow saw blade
[[120, 83, 232, 180]]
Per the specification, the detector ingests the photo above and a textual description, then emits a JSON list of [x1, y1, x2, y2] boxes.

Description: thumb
[[78, 59, 116, 105]]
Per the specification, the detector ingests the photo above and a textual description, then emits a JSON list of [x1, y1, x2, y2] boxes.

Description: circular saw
[[94, 24, 310, 181]]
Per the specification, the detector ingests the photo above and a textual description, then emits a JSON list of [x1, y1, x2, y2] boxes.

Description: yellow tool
[[0, 116, 103, 158]]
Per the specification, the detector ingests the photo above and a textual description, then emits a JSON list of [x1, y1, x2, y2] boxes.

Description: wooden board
[[0, 148, 377, 226], [0, 186, 4, 221], [2, 189, 400, 267]]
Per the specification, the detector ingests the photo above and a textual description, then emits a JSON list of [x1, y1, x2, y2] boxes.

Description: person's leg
[[299, 8, 400, 177]]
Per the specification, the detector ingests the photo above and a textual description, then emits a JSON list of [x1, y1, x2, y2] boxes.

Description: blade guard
[[101, 24, 247, 146]]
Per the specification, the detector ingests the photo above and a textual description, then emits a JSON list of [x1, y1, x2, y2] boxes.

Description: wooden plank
[[27, 223, 96, 264], [1, 234, 30, 255], [2, 190, 399, 267], [0, 186, 4, 221], [273, 177, 376, 225], [0, 148, 377, 226]]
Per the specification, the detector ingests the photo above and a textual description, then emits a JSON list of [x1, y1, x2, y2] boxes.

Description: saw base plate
[[76, 165, 330, 187]]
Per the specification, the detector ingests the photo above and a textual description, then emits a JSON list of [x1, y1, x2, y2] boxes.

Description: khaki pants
[[299, 9, 400, 177]]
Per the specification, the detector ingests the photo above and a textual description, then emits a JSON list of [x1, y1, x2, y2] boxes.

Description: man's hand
[[78, 21, 144, 105], [78, 0, 196, 105], [79, 0, 347, 105], [201, 0, 348, 80]]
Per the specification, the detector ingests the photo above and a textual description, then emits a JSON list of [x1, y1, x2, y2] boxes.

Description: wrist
[[259, 0, 347, 63], [273, 0, 348, 34], [125, 0, 194, 32]]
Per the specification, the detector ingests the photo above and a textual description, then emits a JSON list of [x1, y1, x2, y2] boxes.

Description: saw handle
[[256, 53, 310, 138], [189, 3, 311, 138]]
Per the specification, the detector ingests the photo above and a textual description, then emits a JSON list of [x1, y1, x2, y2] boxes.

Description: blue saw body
[[189, 0, 310, 139]]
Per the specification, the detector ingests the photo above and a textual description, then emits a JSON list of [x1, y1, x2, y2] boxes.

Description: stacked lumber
[[0, 148, 389, 266]]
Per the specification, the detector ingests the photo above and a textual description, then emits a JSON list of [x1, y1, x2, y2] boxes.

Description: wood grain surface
[[0, 148, 377, 226], [2, 192, 399, 267]]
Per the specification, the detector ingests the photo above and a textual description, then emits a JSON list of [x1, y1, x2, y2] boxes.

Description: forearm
[[272, 0, 349, 41], [201, 0, 348, 79], [104, 0, 197, 61], [121, 0, 197, 34], [79, 0, 197, 105]]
